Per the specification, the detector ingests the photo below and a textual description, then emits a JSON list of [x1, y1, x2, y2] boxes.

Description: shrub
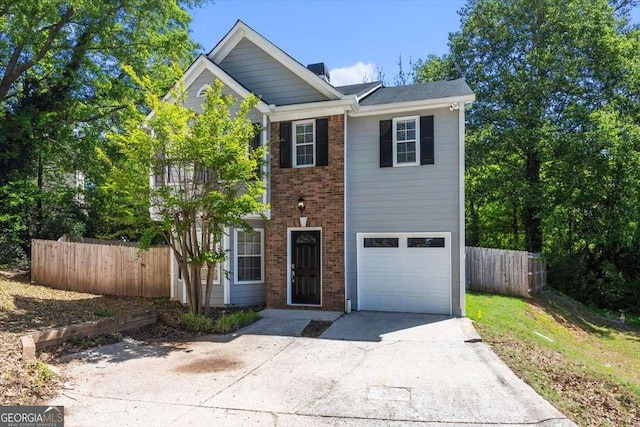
[[180, 312, 213, 332], [215, 311, 261, 334]]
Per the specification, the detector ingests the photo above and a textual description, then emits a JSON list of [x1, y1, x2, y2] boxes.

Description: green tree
[[0, 0, 204, 264], [111, 75, 268, 314], [416, 0, 640, 309]]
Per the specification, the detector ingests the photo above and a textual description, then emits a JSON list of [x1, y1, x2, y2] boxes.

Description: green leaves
[[112, 73, 268, 314], [416, 0, 640, 309]]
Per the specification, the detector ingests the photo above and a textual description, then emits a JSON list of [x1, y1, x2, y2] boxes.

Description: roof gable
[[168, 54, 270, 114], [208, 20, 343, 104]]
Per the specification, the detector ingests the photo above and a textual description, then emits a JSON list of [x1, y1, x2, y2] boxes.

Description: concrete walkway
[[50, 312, 575, 426]]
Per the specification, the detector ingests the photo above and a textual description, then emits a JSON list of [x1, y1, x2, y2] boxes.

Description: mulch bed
[[301, 320, 333, 338]]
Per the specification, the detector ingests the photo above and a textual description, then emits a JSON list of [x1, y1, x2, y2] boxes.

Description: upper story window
[[278, 118, 328, 169], [393, 116, 419, 166], [294, 120, 315, 167], [379, 115, 434, 168]]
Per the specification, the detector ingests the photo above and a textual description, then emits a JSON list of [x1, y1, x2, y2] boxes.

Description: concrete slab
[[320, 311, 457, 342], [50, 313, 576, 427], [236, 317, 310, 337], [259, 309, 343, 321]]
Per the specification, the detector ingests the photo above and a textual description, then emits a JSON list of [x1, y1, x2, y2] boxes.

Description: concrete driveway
[[50, 312, 575, 426]]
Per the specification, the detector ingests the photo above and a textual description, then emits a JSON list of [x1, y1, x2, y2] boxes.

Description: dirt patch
[[173, 356, 241, 374], [302, 320, 333, 338], [482, 331, 640, 426]]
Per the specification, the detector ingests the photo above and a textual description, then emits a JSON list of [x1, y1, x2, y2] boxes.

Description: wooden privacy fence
[[465, 246, 546, 298], [31, 239, 171, 297]]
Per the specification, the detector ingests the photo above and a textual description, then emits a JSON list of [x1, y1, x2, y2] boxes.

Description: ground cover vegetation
[[467, 291, 640, 425]]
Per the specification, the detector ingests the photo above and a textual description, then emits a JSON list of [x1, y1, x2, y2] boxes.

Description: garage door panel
[[402, 275, 430, 292], [357, 232, 451, 315], [360, 293, 381, 310], [381, 294, 402, 310]]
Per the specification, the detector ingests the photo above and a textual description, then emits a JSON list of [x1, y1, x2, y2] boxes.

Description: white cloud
[[329, 61, 376, 86]]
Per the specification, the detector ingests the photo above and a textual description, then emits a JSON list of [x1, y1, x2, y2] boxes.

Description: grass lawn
[[467, 290, 640, 426]]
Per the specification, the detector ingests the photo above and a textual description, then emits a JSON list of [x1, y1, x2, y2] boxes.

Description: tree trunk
[[467, 199, 480, 246], [524, 148, 542, 253], [35, 155, 44, 237]]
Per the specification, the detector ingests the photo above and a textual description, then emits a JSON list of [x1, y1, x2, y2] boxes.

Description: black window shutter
[[315, 118, 329, 166], [154, 152, 164, 186], [379, 120, 393, 167], [279, 121, 291, 168], [250, 123, 261, 151], [420, 115, 434, 165], [251, 123, 262, 178]]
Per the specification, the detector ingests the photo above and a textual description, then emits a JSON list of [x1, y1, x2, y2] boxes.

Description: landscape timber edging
[[21, 310, 158, 360]]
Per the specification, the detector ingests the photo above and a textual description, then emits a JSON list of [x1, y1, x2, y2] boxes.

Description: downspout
[[262, 113, 270, 218], [458, 105, 466, 317], [344, 111, 350, 313]]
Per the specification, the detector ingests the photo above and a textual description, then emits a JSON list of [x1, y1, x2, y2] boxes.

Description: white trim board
[[160, 55, 270, 115], [233, 227, 265, 285]]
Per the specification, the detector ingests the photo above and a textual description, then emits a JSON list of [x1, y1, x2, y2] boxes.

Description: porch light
[[297, 196, 306, 214]]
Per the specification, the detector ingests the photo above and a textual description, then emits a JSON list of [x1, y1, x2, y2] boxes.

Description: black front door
[[291, 230, 321, 305]]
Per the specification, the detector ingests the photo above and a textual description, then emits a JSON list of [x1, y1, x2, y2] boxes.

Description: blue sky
[[188, 1, 640, 87], [188, 0, 466, 86]]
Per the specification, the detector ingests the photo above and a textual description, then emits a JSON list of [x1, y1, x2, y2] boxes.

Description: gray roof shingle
[[334, 81, 382, 97], [359, 79, 473, 106]]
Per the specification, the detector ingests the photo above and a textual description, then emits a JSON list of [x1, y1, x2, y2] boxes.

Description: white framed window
[[234, 228, 264, 283], [293, 120, 315, 167], [393, 116, 420, 166]]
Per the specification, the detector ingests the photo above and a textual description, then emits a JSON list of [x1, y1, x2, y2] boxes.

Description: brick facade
[[266, 114, 345, 311]]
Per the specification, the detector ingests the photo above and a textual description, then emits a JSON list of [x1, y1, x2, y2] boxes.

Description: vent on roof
[[307, 62, 330, 83]]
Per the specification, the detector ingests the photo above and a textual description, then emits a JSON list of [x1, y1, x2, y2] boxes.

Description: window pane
[[238, 256, 261, 281], [364, 237, 399, 248], [407, 129, 416, 140], [407, 151, 416, 163], [406, 120, 415, 130], [296, 144, 314, 166], [408, 237, 445, 248]]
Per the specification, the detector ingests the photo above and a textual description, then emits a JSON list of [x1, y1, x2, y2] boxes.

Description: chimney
[[307, 62, 330, 83]]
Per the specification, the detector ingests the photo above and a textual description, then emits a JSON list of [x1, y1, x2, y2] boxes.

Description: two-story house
[[159, 20, 474, 316]]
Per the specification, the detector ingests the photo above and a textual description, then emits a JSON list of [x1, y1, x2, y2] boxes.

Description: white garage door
[[357, 232, 451, 314]]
